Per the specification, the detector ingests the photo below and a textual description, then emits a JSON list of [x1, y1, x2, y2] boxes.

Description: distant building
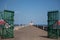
[[29, 21, 34, 25]]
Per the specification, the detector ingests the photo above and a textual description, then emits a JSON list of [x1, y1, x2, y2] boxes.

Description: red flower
[[0, 20, 5, 25], [57, 20, 60, 25]]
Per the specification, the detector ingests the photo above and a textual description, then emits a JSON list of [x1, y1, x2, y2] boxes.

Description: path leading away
[[1, 26, 56, 40]]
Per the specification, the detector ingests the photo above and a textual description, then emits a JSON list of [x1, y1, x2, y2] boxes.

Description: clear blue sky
[[0, 0, 60, 25]]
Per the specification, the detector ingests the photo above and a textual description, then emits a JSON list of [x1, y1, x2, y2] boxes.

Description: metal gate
[[48, 11, 60, 39], [0, 10, 14, 38]]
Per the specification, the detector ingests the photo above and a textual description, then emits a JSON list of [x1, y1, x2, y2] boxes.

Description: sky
[[0, 0, 60, 25]]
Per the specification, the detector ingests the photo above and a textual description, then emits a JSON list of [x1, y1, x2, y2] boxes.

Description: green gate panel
[[1, 26, 14, 38], [0, 10, 14, 38], [4, 10, 14, 21], [48, 11, 59, 20], [48, 29, 58, 38], [48, 20, 56, 26], [48, 11, 60, 39]]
